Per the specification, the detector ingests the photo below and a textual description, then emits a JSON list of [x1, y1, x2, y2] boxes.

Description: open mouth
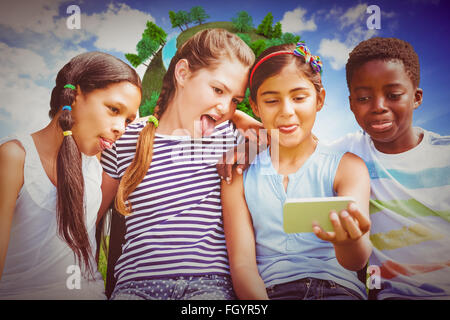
[[99, 137, 114, 151], [200, 114, 218, 137]]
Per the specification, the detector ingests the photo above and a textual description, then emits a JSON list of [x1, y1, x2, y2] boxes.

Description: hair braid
[[115, 28, 255, 216], [48, 51, 141, 277]]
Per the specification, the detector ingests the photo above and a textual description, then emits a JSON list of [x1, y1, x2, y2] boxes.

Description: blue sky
[[1, 0, 449, 142]]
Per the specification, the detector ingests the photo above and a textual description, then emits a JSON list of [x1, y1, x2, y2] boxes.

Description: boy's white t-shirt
[[328, 128, 450, 299]]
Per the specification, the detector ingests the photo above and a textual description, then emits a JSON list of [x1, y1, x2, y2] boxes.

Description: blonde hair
[[115, 28, 255, 215]]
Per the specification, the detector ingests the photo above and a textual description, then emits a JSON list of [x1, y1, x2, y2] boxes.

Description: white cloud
[[339, 3, 368, 29], [0, 0, 66, 34], [318, 39, 353, 71], [316, 3, 391, 70], [0, 43, 52, 134], [0, 42, 51, 81], [280, 7, 317, 34], [82, 3, 155, 53], [0, 2, 155, 137], [1, 1, 155, 54]]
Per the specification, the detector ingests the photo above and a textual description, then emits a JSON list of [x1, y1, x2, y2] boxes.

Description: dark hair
[[115, 28, 255, 215], [249, 43, 323, 103], [346, 37, 420, 89], [49, 51, 141, 277]]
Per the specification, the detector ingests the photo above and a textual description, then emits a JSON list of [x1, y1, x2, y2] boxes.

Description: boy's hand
[[312, 202, 371, 244]]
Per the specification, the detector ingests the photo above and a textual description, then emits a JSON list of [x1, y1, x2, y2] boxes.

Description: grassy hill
[[140, 48, 165, 113], [176, 21, 265, 48], [140, 21, 266, 116]]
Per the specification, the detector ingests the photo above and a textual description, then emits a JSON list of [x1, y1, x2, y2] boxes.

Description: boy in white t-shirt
[[329, 37, 450, 299]]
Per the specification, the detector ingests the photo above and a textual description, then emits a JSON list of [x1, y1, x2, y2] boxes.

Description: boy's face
[[349, 59, 423, 153]]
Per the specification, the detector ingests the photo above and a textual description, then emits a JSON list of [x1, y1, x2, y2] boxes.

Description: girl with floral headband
[[0, 52, 141, 299], [221, 42, 372, 300]]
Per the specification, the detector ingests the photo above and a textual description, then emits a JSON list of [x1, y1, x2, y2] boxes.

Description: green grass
[[141, 49, 166, 104], [176, 21, 266, 48], [98, 236, 109, 284]]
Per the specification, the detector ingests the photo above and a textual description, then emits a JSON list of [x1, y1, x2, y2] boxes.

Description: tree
[[190, 6, 209, 25], [143, 21, 167, 46], [125, 20, 167, 68], [236, 33, 252, 47], [257, 12, 274, 37], [139, 91, 160, 117], [266, 37, 283, 48], [125, 53, 142, 68], [272, 22, 282, 39], [250, 39, 268, 57], [281, 32, 300, 44], [237, 89, 257, 119], [232, 11, 254, 33], [169, 10, 183, 31], [177, 10, 192, 30], [136, 36, 160, 64]]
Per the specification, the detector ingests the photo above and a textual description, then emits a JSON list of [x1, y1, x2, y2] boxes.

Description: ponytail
[[115, 53, 180, 216], [115, 28, 255, 216], [56, 85, 94, 277], [48, 51, 141, 276]]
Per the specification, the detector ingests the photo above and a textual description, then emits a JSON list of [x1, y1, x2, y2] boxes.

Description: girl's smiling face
[[251, 61, 324, 149]]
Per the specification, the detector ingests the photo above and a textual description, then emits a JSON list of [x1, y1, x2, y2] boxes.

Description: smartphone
[[283, 196, 355, 233]]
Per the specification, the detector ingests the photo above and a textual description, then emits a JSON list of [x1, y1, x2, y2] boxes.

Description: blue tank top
[[243, 143, 366, 298]]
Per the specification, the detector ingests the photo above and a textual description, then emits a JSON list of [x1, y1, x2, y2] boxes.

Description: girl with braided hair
[[0, 51, 141, 299], [99, 28, 259, 300]]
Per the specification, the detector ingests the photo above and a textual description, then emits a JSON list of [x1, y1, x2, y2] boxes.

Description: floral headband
[[249, 41, 323, 87]]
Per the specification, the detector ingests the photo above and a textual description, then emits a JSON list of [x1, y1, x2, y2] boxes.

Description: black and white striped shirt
[[101, 121, 243, 286]]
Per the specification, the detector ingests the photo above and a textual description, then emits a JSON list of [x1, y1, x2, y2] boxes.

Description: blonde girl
[[100, 29, 257, 300]]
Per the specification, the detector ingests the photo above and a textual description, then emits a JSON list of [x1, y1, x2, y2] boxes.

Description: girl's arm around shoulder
[[0, 141, 26, 279], [232, 110, 263, 134], [315, 152, 372, 271], [221, 169, 269, 300]]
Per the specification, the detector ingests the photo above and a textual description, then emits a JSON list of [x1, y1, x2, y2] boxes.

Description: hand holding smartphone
[[283, 196, 356, 233]]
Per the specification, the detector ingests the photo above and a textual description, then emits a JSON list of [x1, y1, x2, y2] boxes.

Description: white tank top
[[0, 134, 106, 299]]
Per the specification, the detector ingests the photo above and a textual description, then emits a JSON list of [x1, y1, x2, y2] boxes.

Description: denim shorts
[[266, 277, 364, 300], [111, 274, 236, 300]]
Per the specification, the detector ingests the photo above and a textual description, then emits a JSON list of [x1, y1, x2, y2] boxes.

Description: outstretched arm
[[221, 169, 269, 299], [314, 152, 372, 271], [0, 141, 25, 280]]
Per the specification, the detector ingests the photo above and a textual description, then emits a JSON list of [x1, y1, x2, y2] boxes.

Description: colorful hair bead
[[64, 84, 76, 90], [63, 130, 72, 137], [62, 105, 72, 111], [147, 115, 159, 128]]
